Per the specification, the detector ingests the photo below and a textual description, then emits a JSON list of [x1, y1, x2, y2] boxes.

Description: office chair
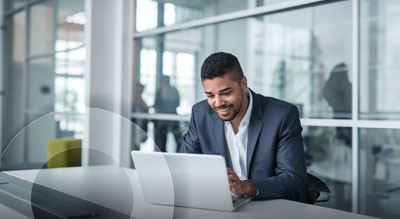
[[306, 173, 331, 204]]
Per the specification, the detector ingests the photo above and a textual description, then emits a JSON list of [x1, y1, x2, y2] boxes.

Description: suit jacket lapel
[[247, 90, 263, 175], [212, 113, 232, 168]]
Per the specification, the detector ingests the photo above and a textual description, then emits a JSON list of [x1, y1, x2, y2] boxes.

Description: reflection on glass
[[136, 0, 159, 31], [132, 83, 150, 151], [176, 53, 196, 114], [250, 2, 352, 119], [57, 0, 85, 50], [5, 0, 27, 12], [359, 128, 400, 219], [135, 0, 296, 32], [2, 12, 26, 150], [153, 75, 181, 152], [139, 59, 156, 104], [303, 126, 352, 212], [27, 57, 55, 124], [2, 0, 86, 160], [54, 45, 85, 111], [55, 0, 86, 135], [322, 63, 352, 119], [163, 2, 202, 26], [137, 1, 352, 119], [360, 0, 400, 120], [136, 120, 189, 153], [29, 1, 54, 56]]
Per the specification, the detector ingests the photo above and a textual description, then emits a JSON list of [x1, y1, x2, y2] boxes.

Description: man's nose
[[215, 96, 224, 107]]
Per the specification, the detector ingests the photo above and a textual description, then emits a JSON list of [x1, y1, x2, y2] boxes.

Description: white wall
[[84, 0, 133, 167]]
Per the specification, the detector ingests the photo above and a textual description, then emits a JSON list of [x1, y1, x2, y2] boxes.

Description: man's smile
[[217, 105, 232, 114]]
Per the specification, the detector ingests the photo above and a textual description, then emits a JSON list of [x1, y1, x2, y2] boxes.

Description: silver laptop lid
[[131, 151, 236, 211]]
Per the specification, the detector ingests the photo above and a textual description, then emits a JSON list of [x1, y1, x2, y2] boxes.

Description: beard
[[216, 95, 243, 122], [217, 105, 239, 121]]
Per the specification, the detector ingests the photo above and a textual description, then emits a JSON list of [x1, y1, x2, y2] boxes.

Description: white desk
[[0, 166, 378, 219]]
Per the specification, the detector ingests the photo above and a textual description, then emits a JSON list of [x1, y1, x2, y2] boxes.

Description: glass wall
[[1, 0, 85, 169], [304, 126, 352, 211], [360, 0, 400, 120], [135, 1, 352, 148], [133, 0, 400, 218], [135, 0, 297, 32], [358, 0, 400, 218], [359, 128, 400, 218], [4, 0, 27, 12]]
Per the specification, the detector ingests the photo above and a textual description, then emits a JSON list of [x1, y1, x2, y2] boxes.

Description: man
[[323, 63, 352, 146], [178, 52, 308, 202], [132, 83, 149, 150], [154, 75, 181, 152]]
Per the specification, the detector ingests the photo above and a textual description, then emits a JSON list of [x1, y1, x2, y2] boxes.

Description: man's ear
[[241, 76, 247, 89]]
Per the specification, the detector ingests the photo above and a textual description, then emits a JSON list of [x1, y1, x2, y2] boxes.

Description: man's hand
[[227, 167, 257, 197]]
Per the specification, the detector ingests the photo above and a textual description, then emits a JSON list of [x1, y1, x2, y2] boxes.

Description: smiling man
[[178, 52, 308, 202]]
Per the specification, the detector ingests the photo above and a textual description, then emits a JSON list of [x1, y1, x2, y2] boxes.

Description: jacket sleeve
[[178, 106, 202, 154], [248, 105, 308, 202]]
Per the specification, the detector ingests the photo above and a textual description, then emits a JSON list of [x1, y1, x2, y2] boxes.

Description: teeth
[[220, 107, 230, 112]]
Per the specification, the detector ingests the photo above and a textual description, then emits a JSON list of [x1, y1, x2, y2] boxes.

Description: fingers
[[226, 168, 244, 196], [230, 181, 242, 196], [228, 173, 236, 181], [231, 186, 238, 195], [226, 167, 239, 180]]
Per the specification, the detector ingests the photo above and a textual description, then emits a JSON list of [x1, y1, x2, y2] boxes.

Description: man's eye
[[207, 95, 214, 98], [221, 92, 231, 95]]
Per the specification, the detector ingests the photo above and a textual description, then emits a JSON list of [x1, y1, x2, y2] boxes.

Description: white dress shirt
[[225, 89, 253, 180]]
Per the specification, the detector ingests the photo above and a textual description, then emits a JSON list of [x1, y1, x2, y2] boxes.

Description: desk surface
[[0, 166, 377, 219]]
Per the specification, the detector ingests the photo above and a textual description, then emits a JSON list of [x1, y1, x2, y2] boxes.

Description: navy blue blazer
[[178, 89, 308, 202]]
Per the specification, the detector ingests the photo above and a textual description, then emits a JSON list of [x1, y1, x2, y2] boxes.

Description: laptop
[[131, 151, 251, 211]]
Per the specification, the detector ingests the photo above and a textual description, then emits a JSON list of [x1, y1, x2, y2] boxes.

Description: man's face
[[202, 74, 247, 121]]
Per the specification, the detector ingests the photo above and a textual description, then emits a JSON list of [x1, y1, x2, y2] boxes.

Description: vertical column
[[155, 1, 164, 91], [0, 0, 4, 152], [84, 0, 133, 167], [352, 0, 360, 214]]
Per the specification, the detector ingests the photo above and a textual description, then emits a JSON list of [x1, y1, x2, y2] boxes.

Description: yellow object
[[47, 138, 82, 168]]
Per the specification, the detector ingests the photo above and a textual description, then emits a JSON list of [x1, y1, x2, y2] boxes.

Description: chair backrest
[[306, 173, 331, 204]]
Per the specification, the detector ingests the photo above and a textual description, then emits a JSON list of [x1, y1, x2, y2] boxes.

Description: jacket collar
[[246, 89, 263, 175]]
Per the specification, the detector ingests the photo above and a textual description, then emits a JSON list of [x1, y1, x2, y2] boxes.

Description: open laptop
[[131, 151, 251, 211]]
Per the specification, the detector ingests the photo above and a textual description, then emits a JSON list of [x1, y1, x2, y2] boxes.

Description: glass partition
[[136, 0, 352, 122], [4, 0, 27, 12], [2, 0, 86, 154], [29, 1, 55, 56], [3, 11, 26, 148], [359, 128, 400, 219], [135, 0, 298, 32], [359, 0, 400, 120], [303, 126, 352, 211]]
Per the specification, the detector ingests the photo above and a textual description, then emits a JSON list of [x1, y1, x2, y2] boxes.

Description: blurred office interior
[[1, 0, 400, 218]]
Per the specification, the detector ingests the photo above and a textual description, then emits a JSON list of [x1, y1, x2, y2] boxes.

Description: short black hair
[[201, 52, 244, 82]]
